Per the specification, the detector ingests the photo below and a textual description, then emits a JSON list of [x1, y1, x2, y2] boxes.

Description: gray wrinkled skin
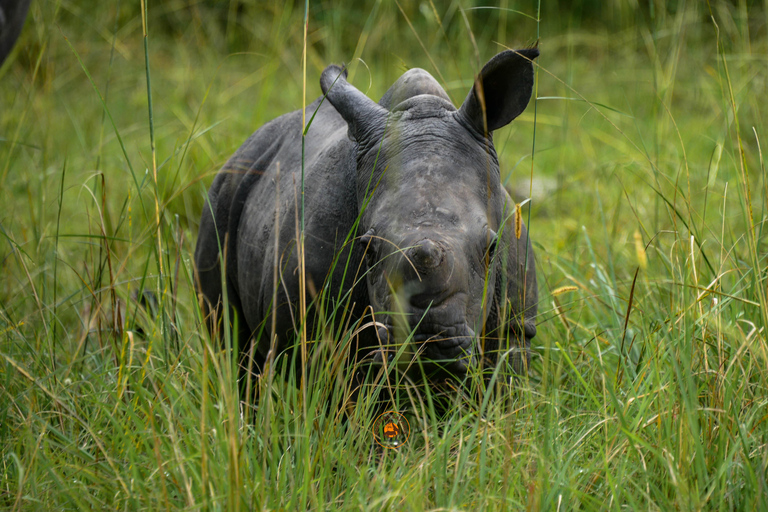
[[195, 49, 539, 383]]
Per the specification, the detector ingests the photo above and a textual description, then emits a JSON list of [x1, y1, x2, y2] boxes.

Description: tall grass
[[1, 0, 767, 509]]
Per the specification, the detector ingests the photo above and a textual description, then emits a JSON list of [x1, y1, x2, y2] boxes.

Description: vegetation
[[1, 0, 766, 509]]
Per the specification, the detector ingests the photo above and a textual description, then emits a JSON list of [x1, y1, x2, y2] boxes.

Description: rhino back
[[194, 103, 305, 309], [232, 98, 366, 354]]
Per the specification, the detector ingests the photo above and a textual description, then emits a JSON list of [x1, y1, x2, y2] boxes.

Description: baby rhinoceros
[[194, 48, 540, 388]]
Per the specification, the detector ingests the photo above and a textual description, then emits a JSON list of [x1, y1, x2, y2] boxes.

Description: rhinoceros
[[194, 48, 539, 386], [0, 0, 31, 65]]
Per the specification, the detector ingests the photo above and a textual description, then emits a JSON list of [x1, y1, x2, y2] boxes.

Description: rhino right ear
[[457, 48, 539, 137], [321, 64, 388, 143]]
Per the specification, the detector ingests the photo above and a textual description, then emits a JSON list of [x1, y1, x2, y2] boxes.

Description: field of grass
[[1, 1, 767, 510]]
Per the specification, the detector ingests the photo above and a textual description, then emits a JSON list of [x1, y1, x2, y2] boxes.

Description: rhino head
[[320, 49, 539, 378]]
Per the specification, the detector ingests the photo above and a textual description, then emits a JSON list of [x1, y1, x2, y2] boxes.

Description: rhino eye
[[360, 229, 378, 268], [364, 246, 378, 268], [484, 230, 498, 261]]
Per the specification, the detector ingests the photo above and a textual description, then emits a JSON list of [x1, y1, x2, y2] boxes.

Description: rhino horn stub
[[457, 48, 539, 136], [320, 64, 388, 143], [407, 239, 443, 272]]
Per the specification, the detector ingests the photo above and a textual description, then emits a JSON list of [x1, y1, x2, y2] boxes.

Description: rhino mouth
[[372, 319, 476, 377]]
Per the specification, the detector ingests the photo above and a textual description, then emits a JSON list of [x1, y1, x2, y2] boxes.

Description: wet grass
[[1, 1, 767, 510]]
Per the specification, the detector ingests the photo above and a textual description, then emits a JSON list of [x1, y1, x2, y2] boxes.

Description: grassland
[[1, 1, 767, 510]]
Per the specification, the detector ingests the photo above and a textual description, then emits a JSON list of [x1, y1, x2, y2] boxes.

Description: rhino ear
[[320, 64, 388, 143], [457, 48, 539, 136]]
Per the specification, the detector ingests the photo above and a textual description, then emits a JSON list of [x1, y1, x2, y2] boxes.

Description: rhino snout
[[417, 323, 475, 377], [368, 317, 475, 377]]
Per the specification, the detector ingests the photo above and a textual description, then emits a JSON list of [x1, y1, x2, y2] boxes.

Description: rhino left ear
[[321, 64, 388, 143], [457, 48, 539, 136]]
